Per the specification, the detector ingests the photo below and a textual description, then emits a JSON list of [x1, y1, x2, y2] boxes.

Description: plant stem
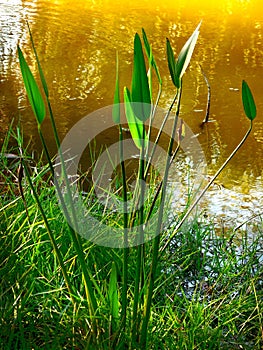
[[22, 28, 98, 327], [119, 125, 129, 331], [162, 120, 253, 252], [199, 64, 211, 124], [146, 85, 162, 157], [38, 128, 98, 318], [132, 128, 146, 345], [146, 144, 180, 222], [19, 150, 76, 305], [130, 92, 178, 227], [140, 87, 182, 347], [145, 92, 178, 177], [28, 27, 98, 319]]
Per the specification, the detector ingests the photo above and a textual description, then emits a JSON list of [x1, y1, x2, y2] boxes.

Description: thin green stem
[[140, 86, 182, 347], [132, 129, 146, 345], [130, 92, 178, 227], [145, 92, 178, 178], [38, 128, 98, 317], [119, 125, 129, 331], [19, 151, 76, 305], [28, 21, 80, 237], [27, 27, 99, 318], [162, 120, 253, 253], [146, 144, 180, 222], [146, 85, 162, 157]]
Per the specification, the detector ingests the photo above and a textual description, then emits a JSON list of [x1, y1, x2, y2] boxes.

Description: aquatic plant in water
[[17, 20, 256, 348]]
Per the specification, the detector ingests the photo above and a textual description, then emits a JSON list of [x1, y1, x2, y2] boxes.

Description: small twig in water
[[199, 64, 211, 124], [234, 212, 263, 231]]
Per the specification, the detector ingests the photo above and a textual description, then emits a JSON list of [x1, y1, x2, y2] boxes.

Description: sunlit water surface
[[1, 0, 263, 230]]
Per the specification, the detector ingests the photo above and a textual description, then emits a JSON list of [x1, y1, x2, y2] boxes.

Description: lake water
[[0, 0, 263, 229]]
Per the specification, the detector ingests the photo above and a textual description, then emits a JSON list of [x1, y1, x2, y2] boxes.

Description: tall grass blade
[[16, 132, 75, 305], [242, 80, 256, 120], [112, 52, 129, 333], [19, 32, 99, 330], [113, 52, 120, 124], [108, 262, 119, 328], [17, 46, 45, 125]]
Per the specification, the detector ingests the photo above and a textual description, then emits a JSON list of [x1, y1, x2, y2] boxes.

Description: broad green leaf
[[108, 261, 119, 323], [175, 21, 201, 87], [242, 80, 256, 121], [124, 87, 147, 149], [166, 38, 177, 87], [131, 33, 151, 121], [142, 28, 162, 85], [27, 22, 49, 98], [112, 52, 120, 124], [18, 46, 46, 125]]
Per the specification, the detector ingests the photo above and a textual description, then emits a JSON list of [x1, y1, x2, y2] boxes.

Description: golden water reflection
[[0, 0, 263, 225]]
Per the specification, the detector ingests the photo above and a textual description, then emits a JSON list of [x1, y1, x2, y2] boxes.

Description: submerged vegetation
[[0, 22, 262, 349]]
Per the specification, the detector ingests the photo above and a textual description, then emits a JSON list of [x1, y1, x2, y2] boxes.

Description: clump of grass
[[0, 150, 262, 348]]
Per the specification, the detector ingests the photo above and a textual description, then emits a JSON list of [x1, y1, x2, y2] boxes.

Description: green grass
[[0, 141, 262, 349]]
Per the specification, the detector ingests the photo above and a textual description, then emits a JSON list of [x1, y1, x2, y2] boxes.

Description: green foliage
[[131, 33, 151, 121], [108, 261, 120, 328], [9, 21, 260, 350], [142, 28, 162, 85], [167, 21, 201, 88], [166, 38, 177, 88], [1, 158, 262, 349], [124, 86, 147, 149], [242, 80, 257, 120], [176, 21, 201, 85], [17, 46, 46, 125]]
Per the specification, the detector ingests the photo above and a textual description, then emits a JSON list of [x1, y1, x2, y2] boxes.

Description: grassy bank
[[0, 139, 262, 349]]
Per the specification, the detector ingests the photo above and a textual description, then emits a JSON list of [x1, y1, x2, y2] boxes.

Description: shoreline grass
[[0, 139, 262, 349]]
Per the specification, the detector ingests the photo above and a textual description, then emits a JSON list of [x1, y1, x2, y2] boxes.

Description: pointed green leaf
[[242, 80, 256, 121], [175, 21, 201, 87], [18, 46, 46, 125], [131, 33, 151, 121], [141, 29, 153, 100], [124, 87, 146, 149], [108, 262, 119, 323], [166, 38, 177, 87], [142, 28, 162, 85], [148, 46, 153, 101], [112, 52, 120, 124]]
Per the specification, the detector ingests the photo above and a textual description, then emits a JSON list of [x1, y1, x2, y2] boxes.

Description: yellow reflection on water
[[0, 0, 263, 222]]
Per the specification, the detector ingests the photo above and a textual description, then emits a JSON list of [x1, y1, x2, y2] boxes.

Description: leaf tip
[[242, 80, 256, 121]]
